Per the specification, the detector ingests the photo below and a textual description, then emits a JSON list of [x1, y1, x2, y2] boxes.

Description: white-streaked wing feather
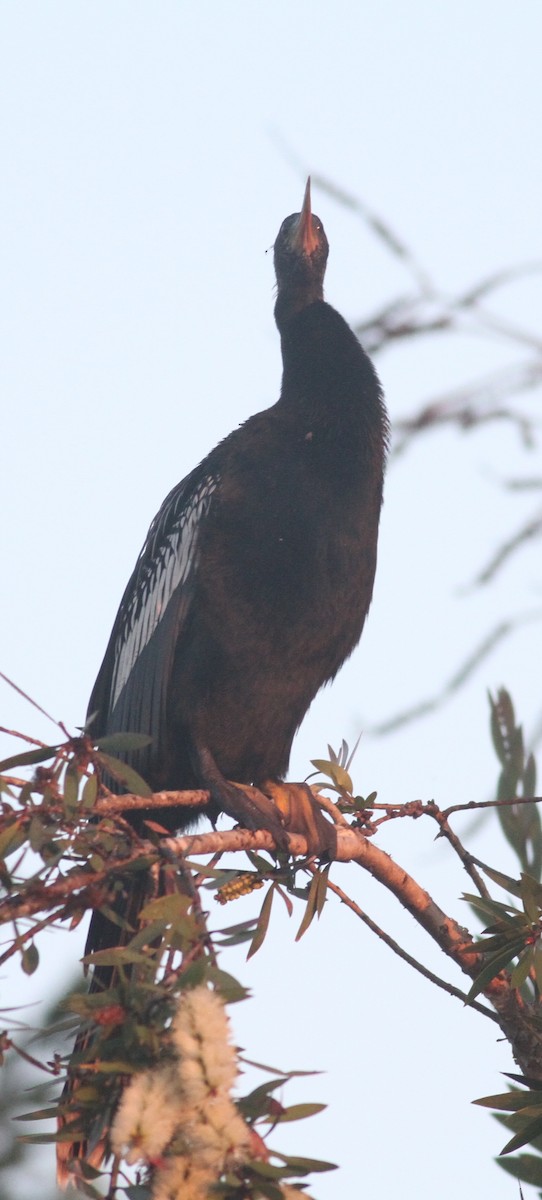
[[109, 473, 217, 711]]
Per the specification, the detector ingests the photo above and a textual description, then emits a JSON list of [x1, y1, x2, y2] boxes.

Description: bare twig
[[312, 789, 350, 828], [442, 794, 542, 820], [370, 611, 542, 736], [392, 362, 541, 457], [422, 804, 491, 899], [465, 509, 542, 587], [0, 672, 64, 732], [311, 170, 436, 296], [322, 870, 498, 1022]]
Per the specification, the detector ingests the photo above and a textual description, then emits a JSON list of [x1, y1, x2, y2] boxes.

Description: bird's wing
[[87, 467, 219, 780]]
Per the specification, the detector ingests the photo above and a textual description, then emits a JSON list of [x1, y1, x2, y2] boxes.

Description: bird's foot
[[260, 780, 337, 858], [222, 781, 290, 851], [193, 745, 289, 850]]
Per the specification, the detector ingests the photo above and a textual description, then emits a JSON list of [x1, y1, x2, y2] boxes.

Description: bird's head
[[273, 178, 329, 313]]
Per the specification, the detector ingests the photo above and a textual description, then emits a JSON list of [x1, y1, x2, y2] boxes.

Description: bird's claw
[[260, 779, 337, 858], [220, 780, 290, 851]]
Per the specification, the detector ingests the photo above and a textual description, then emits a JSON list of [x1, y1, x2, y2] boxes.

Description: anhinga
[[58, 181, 388, 1181]]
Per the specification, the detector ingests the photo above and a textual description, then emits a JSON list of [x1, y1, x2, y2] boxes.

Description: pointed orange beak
[[291, 177, 320, 256]]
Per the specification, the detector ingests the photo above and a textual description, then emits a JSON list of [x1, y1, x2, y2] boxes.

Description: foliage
[[459, 690, 542, 1194], [1, 685, 542, 1196], [0, 729, 340, 1199]]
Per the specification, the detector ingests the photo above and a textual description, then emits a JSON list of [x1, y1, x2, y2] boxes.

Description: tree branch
[[322, 870, 499, 1022]]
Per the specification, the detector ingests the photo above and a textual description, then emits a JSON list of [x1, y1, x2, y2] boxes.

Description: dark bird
[[58, 178, 388, 1183], [83, 178, 388, 947], [88, 177, 387, 828]]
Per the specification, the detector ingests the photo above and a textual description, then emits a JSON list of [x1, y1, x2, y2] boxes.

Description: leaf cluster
[[0, 731, 339, 1199], [490, 689, 539, 876]]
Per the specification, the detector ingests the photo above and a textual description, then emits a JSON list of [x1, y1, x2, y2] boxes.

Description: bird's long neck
[[277, 299, 382, 425], [274, 275, 324, 325]]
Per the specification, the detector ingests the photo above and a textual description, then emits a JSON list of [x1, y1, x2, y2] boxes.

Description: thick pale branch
[[162, 824, 481, 975], [95, 787, 209, 815], [4, 797, 542, 1077], [164, 826, 542, 1075]]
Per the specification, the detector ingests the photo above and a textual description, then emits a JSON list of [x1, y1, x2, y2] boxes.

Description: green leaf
[[498, 1153, 542, 1186], [295, 872, 319, 941], [511, 726, 526, 778], [82, 947, 151, 967], [274, 1102, 326, 1122], [80, 1059, 137, 1074], [315, 864, 329, 917], [273, 1152, 337, 1173], [533, 943, 542, 993], [14, 1106, 60, 1122], [246, 1161, 290, 1181], [246, 1182, 284, 1200], [0, 744, 59, 773], [82, 773, 98, 810], [500, 1113, 542, 1155], [473, 864, 523, 897], [474, 1091, 542, 1112], [207, 967, 249, 1003], [246, 850, 275, 873], [28, 816, 49, 853], [63, 762, 80, 810], [21, 942, 39, 975], [510, 949, 534, 989], [311, 758, 337, 777], [238, 1079, 287, 1120], [494, 690, 515, 751], [524, 752, 537, 799], [124, 920, 168, 951], [215, 921, 258, 947], [462, 893, 521, 922], [247, 885, 274, 959], [0, 820, 27, 860], [19, 1132, 64, 1145], [520, 873, 542, 923], [95, 733, 152, 753], [96, 753, 152, 798], [466, 942, 525, 1002], [139, 893, 190, 924], [311, 758, 352, 792], [490, 692, 507, 766], [470, 933, 521, 954], [240, 1057, 322, 1078], [242, 1172, 286, 1199]]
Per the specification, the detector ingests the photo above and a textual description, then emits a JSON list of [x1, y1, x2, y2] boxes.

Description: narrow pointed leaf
[[500, 1113, 542, 1155], [0, 744, 59, 773], [466, 943, 524, 1001], [295, 872, 319, 941], [510, 948, 534, 989], [95, 733, 152, 753], [273, 1153, 337, 1173], [275, 1102, 326, 1122], [473, 1091, 542, 1112], [498, 1155, 542, 1187], [97, 753, 152, 798], [315, 865, 329, 917], [247, 885, 274, 959], [82, 774, 98, 810]]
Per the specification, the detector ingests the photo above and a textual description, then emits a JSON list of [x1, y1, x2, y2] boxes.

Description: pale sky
[[1, 3, 541, 1198]]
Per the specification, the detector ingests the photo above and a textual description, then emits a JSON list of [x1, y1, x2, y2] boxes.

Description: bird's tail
[[56, 868, 155, 1188]]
